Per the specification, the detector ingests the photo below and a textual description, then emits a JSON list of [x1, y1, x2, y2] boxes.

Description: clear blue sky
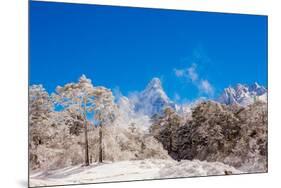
[[29, 1, 267, 102]]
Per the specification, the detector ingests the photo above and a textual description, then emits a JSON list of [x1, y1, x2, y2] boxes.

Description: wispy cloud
[[174, 62, 214, 97], [199, 80, 214, 96], [174, 69, 185, 77], [187, 63, 199, 82]]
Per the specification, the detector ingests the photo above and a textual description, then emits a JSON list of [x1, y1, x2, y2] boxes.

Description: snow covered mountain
[[115, 77, 190, 130], [117, 78, 268, 117], [132, 78, 176, 116], [218, 82, 267, 106], [116, 77, 193, 118]]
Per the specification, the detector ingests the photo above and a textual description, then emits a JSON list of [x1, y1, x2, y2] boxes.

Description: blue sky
[[30, 1, 267, 102]]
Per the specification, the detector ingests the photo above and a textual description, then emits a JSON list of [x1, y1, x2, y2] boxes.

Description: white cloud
[[174, 63, 214, 97], [174, 68, 185, 77], [199, 80, 214, 96], [174, 63, 198, 83], [187, 63, 198, 82]]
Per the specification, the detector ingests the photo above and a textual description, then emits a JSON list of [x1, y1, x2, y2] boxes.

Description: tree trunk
[[83, 121, 90, 166], [169, 133, 172, 154], [168, 122, 173, 154], [99, 124, 103, 163], [83, 97, 90, 166]]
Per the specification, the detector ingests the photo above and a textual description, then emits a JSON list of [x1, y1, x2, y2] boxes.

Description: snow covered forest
[[29, 75, 268, 187]]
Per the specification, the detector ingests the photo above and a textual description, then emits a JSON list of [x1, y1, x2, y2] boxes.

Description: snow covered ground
[[30, 159, 242, 187]]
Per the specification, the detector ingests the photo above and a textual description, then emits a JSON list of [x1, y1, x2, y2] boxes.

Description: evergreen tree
[[92, 86, 117, 163], [52, 75, 95, 166], [150, 107, 181, 159]]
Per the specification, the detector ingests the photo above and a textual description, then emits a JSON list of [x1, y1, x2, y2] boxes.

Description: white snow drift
[[30, 159, 242, 187]]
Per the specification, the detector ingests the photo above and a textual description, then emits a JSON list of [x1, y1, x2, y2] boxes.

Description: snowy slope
[[218, 82, 267, 106], [30, 159, 242, 187]]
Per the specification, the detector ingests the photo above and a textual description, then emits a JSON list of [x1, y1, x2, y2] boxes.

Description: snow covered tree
[[52, 75, 95, 166], [29, 85, 53, 169], [150, 107, 181, 159], [92, 87, 117, 163], [29, 84, 86, 170], [150, 100, 267, 172], [29, 84, 53, 116], [128, 122, 137, 133]]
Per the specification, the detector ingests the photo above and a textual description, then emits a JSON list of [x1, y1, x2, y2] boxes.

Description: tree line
[[29, 75, 116, 167]]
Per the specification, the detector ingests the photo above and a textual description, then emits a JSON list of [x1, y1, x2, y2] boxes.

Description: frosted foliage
[[29, 79, 170, 172], [88, 125, 170, 162], [29, 84, 88, 171], [29, 77, 267, 180], [87, 90, 170, 161], [150, 100, 267, 172], [53, 74, 95, 114], [229, 101, 267, 172], [93, 87, 117, 125], [30, 110, 85, 171], [29, 85, 53, 114]]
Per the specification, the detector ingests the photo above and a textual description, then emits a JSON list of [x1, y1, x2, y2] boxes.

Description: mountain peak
[[218, 82, 267, 106], [248, 82, 266, 94], [235, 83, 247, 89], [253, 82, 260, 87], [146, 77, 162, 90], [143, 78, 168, 101], [131, 77, 175, 116]]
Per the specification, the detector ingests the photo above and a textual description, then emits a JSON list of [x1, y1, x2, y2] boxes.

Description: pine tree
[[92, 87, 117, 163], [52, 75, 95, 166], [29, 85, 53, 169], [150, 107, 181, 159]]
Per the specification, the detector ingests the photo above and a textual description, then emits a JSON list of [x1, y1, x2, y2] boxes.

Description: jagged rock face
[[218, 83, 267, 106], [151, 101, 267, 172], [133, 78, 175, 116], [248, 82, 267, 95]]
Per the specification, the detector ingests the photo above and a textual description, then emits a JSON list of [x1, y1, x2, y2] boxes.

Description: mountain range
[[117, 78, 267, 117], [217, 82, 267, 106]]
